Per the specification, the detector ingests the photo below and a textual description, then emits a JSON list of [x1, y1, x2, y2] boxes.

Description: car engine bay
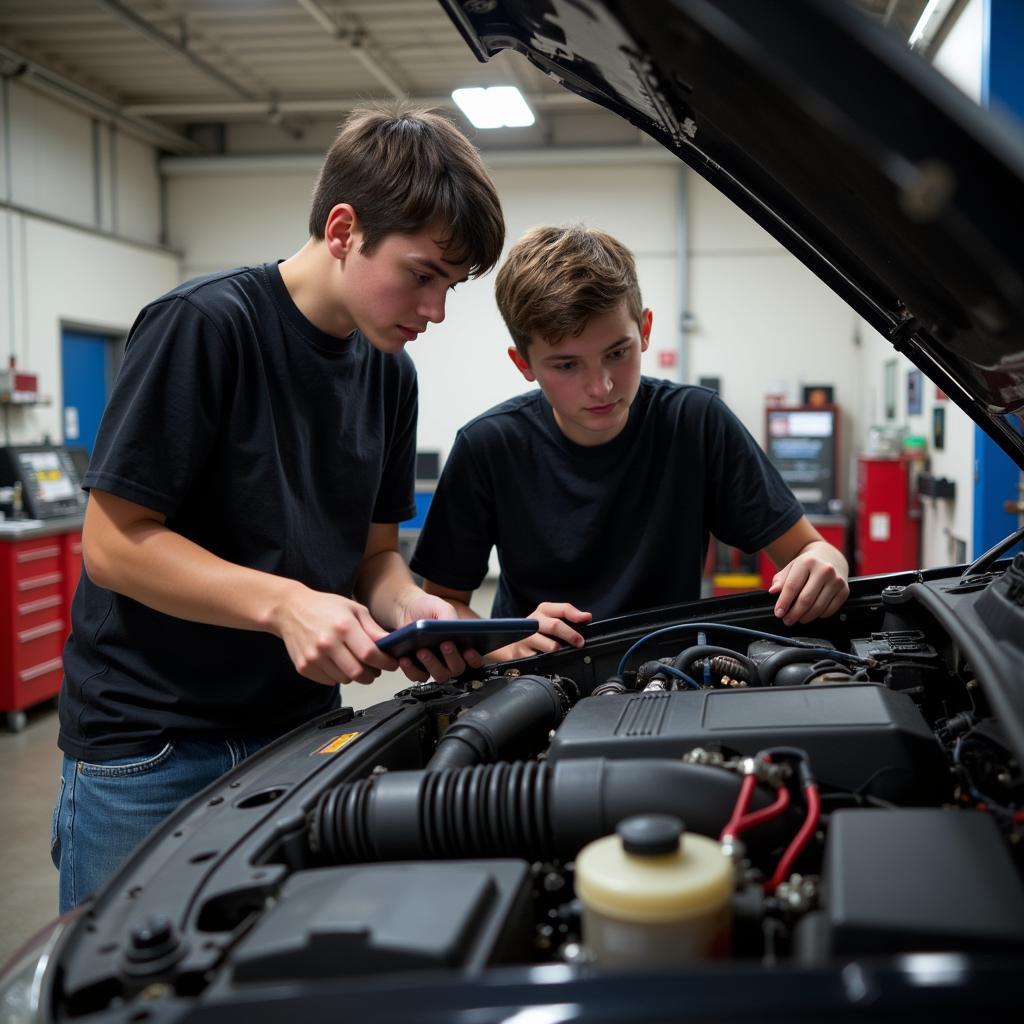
[[40, 553, 1024, 1021]]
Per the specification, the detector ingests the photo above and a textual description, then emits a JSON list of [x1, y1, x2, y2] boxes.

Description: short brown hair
[[309, 102, 504, 278], [495, 224, 644, 358]]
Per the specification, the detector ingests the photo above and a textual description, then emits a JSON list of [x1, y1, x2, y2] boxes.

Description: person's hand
[[273, 586, 398, 685], [769, 551, 849, 626], [489, 602, 593, 662], [394, 591, 485, 684]]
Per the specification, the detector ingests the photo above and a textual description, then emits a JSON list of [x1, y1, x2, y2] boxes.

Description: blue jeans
[[51, 735, 278, 913]]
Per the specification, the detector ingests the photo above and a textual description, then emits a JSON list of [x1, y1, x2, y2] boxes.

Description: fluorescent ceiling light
[[908, 0, 955, 51], [451, 86, 535, 129]]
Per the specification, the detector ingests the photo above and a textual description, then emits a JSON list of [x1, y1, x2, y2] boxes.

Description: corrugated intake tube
[[308, 757, 793, 864]]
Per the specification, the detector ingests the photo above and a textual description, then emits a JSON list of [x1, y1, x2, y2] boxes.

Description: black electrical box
[[0, 444, 87, 519], [817, 809, 1024, 954], [230, 860, 532, 982]]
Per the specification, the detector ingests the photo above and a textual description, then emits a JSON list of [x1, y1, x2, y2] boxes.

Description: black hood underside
[[443, 0, 1024, 466]]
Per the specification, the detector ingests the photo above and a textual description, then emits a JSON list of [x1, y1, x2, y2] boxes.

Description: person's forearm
[[355, 549, 419, 628], [84, 514, 306, 637], [420, 578, 480, 621], [799, 539, 849, 578]]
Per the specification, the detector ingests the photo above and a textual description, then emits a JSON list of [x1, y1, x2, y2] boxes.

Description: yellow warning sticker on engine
[[312, 732, 360, 756]]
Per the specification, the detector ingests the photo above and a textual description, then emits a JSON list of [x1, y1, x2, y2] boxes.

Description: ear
[[639, 308, 653, 352], [507, 346, 536, 382], [324, 203, 359, 261]]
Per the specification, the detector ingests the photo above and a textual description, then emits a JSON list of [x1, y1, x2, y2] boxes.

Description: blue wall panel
[[973, 0, 1024, 558]]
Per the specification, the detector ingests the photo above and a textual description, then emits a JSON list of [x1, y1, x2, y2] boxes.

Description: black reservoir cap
[[617, 814, 684, 856]]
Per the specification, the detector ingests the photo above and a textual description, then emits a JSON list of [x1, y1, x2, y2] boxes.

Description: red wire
[[766, 783, 821, 893], [736, 783, 791, 832], [720, 772, 758, 841]]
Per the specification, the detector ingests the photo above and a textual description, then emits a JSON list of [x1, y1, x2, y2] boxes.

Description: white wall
[[165, 151, 686, 457], [856, 0, 984, 567], [7, 84, 95, 228], [20, 219, 180, 443], [1, 79, 179, 445], [114, 132, 163, 244], [688, 175, 862, 504], [165, 151, 860, 470], [166, 165, 314, 278], [932, 0, 983, 100], [4, 81, 164, 245], [416, 157, 686, 454]]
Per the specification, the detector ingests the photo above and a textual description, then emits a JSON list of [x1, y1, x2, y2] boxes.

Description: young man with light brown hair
[[411, 224, 848, 658], [53, 104, 504, 911]]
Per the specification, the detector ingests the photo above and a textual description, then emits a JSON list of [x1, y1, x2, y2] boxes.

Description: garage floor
[[0, 581, 497, 966]]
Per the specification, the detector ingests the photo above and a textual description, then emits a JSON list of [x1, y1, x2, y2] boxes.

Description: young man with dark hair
[[411, 224, 848, 659], [52, 104, 505, 911]]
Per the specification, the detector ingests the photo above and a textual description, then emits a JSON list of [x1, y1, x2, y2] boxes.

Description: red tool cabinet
[[855, 456, 921, 576], [0, 520, 83, 731]]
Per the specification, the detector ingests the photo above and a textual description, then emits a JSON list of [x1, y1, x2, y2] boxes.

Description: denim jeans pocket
[[50, 771, 66, 864], [77, 742, 175, 779]]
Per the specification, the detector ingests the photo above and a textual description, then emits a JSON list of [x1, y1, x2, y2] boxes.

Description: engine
[[48, 558, 1024, 1017]]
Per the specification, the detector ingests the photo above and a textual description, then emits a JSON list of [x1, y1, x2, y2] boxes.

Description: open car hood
[[442, 0, 1024, 467]]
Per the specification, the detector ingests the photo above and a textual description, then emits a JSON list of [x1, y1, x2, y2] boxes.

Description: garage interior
[[1, 0, 1022, 965]]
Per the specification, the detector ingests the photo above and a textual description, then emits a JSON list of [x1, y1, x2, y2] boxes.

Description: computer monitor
[[0, 445, 88, 519], [764, 406, 838, 515]]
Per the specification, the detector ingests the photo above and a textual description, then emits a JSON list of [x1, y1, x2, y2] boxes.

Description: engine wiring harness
[[616, 621, 872, 686]]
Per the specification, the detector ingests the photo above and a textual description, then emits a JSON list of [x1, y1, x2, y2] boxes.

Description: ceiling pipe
[[0, 44, 197, 153]]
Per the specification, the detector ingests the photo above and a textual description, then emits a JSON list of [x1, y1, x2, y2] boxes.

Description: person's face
[[509, 303, 652, 446], [328, 206, 472, 353]]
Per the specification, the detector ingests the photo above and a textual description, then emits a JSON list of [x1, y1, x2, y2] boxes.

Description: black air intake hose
[[427, 674, 569, 770], [757, 646, 824, 686], [308, 757, 791, 864]]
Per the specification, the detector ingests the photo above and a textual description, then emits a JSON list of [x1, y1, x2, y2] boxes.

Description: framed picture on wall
[[907, 368, 923, 416], [884, 360, 897, 420]]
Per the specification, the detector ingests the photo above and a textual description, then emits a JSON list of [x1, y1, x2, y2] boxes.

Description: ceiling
[[0, 0, 940, 157]]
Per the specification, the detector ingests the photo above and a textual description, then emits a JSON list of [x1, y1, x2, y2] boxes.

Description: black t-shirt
[[60, 263, 418, 759], [410, 378, 803, 620]]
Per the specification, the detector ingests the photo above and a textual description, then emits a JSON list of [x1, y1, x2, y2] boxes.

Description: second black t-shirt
[[411, 378, 802, 619]]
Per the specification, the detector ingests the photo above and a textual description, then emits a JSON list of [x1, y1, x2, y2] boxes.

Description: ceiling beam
[[160, 142, 675, 176], [122, 91, 591, 120], [93, 0, 258, 101], [295, 0, 409, 99]]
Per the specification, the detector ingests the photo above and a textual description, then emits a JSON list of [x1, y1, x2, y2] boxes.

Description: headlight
[[0, 910, 80, 1024]]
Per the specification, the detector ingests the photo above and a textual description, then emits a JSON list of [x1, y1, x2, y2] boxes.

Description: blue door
[[61, 330, 111, 455]]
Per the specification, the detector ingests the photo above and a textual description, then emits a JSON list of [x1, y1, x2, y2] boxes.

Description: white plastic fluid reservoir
[[575, 814, 733, 967]]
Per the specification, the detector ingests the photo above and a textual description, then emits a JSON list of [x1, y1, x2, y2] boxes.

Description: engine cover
[[547, 684, 949, 804]]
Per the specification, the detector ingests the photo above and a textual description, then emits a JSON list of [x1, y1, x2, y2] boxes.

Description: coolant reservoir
[[575, 814, 733, 967]]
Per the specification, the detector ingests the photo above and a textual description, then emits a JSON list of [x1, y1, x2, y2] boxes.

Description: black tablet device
[[377, 618, 538, 660]]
